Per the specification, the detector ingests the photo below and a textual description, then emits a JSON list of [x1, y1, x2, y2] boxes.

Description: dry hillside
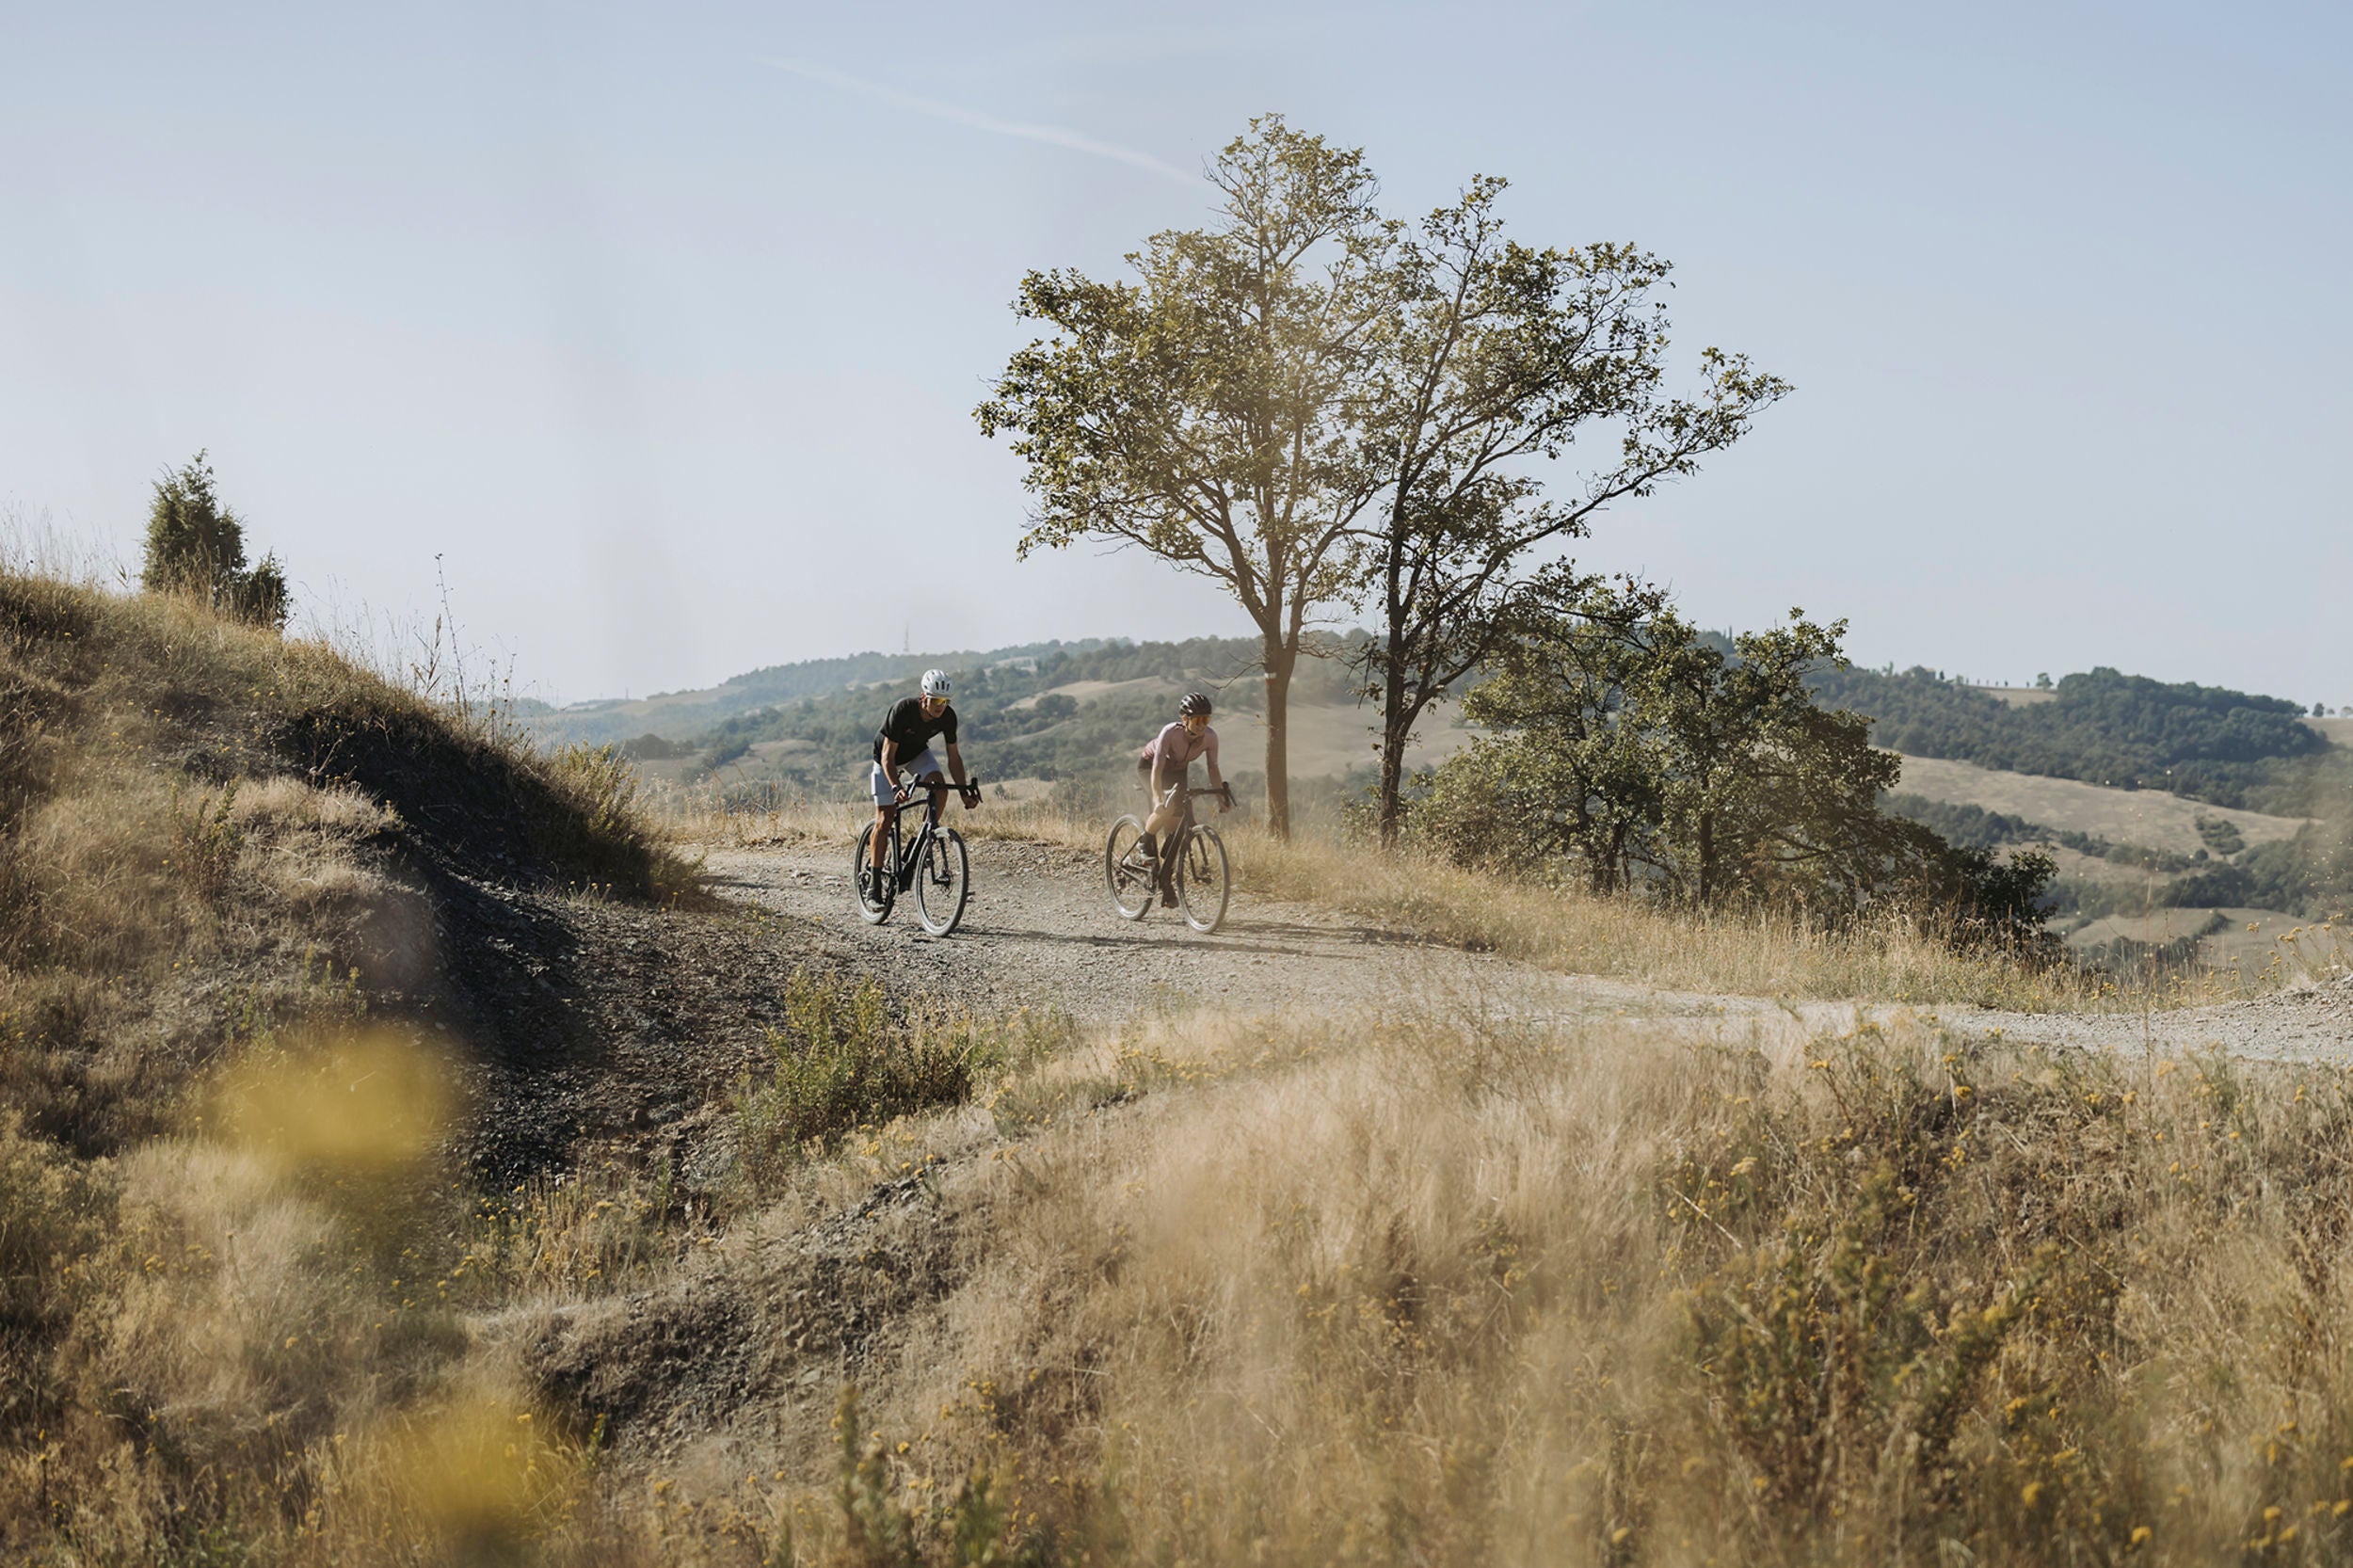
[[9, 569, 2353, 1565]]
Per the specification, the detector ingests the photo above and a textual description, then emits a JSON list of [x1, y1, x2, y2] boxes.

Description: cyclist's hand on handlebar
[[1217, 782, 1234, 813], [959, 782, 982, 810]]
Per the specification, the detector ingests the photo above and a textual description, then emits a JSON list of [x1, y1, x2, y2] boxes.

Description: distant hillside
[[553, 629, 2347, 839], [532, 638, 1124, 748], [593, 633, 1372, 799], [1811, 664, 2328, 808]]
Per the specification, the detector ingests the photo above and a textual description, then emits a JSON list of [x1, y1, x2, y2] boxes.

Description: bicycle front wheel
[[853, 824, 892, 924], [1104, 815, 1153, 920], [1177, 825, 1229, 934], [915, 827, 970, 936]]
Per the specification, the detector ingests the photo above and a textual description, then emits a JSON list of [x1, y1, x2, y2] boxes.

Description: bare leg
[[1143, 770, 1182, 840]]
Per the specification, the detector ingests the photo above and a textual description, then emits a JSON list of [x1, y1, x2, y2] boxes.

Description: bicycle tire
[[1177, 825, 1229, 934], [1104, 814, 1153, 920], [853, 824, 892, 925], [915, 827, 970, 936]]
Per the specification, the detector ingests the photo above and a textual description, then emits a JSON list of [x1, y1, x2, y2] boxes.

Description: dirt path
[[705, 840, 1786, 1035], [700, 840, 2353, 1063]]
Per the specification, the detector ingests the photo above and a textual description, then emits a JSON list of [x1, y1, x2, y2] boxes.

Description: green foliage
[[1881, 792, 2041, 852], [1881, 792, 2201, 875], [2161, 819, 2353, 917], [1668, 1029, 2157, 1559], [616, 732, 694, 761], [138, 452, 290, 630], [1810, 664, 2323, 807], [233, 552, 288, 630], [1422, 580, 1885, 903], [1413, 582, 2055, 939], [829, 1384, 1054, 1567], [166, 776, 244, 898], [1929, 843, 2059, 947], [978, 115, 1791, 841], [661, 634, 1359, 801], [735, 975, 1040, 1179], [1350, 176, 1787, 841], [2194, 813, 2246, 856], [977, 116, 1394, 833]]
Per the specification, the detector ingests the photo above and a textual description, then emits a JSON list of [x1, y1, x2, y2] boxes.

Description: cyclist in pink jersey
[[1135, 691, 1227, 906]]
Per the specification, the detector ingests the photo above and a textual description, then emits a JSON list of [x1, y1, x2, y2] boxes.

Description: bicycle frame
[[1157, 779, 1233, 842], [876, 776, 980, 884]]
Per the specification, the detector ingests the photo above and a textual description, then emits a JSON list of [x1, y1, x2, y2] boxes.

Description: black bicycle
[[855, 776, 981, 936], [1105, 780, 1232, 934]]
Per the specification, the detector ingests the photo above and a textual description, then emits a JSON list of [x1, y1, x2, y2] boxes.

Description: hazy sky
[[3, 2, 2345, 705]]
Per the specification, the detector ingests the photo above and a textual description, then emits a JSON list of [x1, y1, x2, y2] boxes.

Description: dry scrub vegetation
[[534, 994, 2353, 1567], [13, 565, 2353, 1564]]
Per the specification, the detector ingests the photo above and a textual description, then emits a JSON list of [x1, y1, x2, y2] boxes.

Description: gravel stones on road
[[701, 840, 1484, 1027]]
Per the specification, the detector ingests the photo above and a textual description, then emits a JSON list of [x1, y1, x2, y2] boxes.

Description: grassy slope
[[0, 569, 773, 1560], [12, 572, 2353, 1564]]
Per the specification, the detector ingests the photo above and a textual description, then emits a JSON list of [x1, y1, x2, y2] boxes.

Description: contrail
[[769, 58, 1198, 187]]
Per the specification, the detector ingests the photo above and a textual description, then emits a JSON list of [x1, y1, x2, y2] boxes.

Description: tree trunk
[[1373, 525, 1412, 847], [1374, 626, 1412, 847], [1262, 636, 1298, 839]]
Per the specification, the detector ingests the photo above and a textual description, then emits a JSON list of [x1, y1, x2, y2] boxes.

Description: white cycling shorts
[[869, 750, 942, 805]]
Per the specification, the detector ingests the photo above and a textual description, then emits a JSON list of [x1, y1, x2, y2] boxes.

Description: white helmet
[[920, 668, 952, 698]]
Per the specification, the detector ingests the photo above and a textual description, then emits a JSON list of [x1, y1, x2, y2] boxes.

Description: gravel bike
[[1105, 780, 1232, 934], [855, 776, 981, 936]]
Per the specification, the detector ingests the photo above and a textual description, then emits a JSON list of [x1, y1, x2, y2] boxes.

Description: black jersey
[[872, 696, 958, 767]]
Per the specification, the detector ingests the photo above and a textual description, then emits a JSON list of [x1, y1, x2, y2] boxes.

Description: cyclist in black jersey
[[868, 668, 976, 880]]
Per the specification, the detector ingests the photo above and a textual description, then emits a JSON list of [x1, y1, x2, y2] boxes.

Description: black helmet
[[1178, 691, 1212, 717]]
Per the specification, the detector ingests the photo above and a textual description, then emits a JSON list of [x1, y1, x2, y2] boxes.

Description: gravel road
[[702, 838, 2353, 1064]]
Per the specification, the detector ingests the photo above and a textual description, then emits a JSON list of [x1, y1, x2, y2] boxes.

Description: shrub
[[736, 973, 1033, 1183], [137, 452, 290, 630]]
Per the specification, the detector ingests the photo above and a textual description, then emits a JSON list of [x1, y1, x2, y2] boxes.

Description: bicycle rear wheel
[[853, 824, 892, 924], [1177, 825, 1229, 934], [1104, 815, 1153, 920], [915, 827, 970, 936]]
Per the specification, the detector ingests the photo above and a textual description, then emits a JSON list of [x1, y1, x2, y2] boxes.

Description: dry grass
[[0, 558, 703, 1561], [598, 1000, 2353, 1567], [0, 564, 696, 1135], [18, 548, 2353, 1562]]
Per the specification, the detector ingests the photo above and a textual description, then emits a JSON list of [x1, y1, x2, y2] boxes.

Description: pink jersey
[[1140, 721, 1218, 775]]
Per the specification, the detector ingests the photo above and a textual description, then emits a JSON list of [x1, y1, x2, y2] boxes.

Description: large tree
[[1352, 179, 1787, 843], [975, 117, 1395, 836]]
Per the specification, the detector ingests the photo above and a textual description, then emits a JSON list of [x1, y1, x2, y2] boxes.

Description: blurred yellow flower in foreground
[[215, 1031, 453, 1176]]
